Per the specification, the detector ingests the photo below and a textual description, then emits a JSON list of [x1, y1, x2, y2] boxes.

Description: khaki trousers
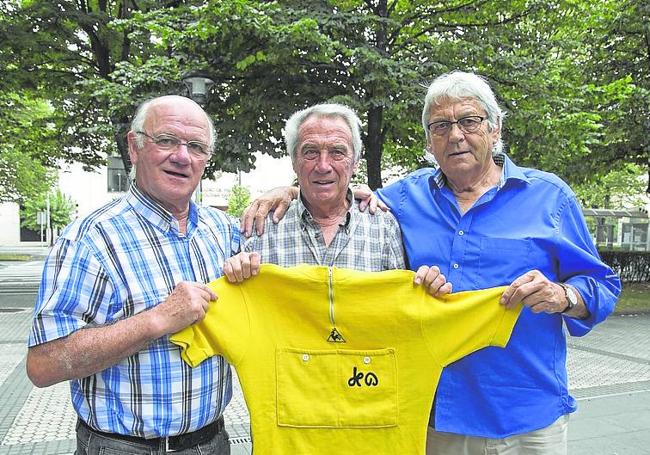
[[426, 414, 569, 455]]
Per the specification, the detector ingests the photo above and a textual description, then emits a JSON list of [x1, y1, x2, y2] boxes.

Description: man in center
[[223, 103, 449, 293]]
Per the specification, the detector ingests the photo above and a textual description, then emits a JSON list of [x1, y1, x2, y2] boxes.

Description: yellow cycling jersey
[[171, 264, 522, 454]]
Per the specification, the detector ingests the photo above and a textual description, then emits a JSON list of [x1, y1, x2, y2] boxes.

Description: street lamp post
[[181, 71, 215, 107], [182, 71, 215, 204]]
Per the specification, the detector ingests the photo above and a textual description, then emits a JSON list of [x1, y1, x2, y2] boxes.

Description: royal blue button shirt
[[377, 153, 621, 438]]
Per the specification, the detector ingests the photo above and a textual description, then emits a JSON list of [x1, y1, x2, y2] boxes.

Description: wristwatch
[[559, 283, 578, 314]]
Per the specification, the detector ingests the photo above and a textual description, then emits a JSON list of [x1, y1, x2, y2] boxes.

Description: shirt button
[[458, 230, 464, 236], [302, 354, 310, 362], [453, 263, 459, 269], [363, 356, 371, 365]]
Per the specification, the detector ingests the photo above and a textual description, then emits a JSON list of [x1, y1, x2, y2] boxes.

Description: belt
[[78, 416, 224, 452]]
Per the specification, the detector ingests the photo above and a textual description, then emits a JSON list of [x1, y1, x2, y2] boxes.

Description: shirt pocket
[[478, 237, 533, 285], [276, 347, 398, 428]]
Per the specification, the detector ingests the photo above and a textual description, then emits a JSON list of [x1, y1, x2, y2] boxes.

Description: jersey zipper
[[327, 266, 345, 342]]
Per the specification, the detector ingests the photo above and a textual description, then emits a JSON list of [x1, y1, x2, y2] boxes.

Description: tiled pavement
[[1, 258, 650, 454], [0, 256, 254, 455], [0, 305, 253, 455]]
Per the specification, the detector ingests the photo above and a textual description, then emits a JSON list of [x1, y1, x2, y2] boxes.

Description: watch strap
[[559, 283, 577, 314]]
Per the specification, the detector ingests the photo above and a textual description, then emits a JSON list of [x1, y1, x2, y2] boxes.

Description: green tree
[[2, 0, 646, 197], [21, 189, 77, 235], [0, 92, 57, 202], [226, 184, 251, 218], [578, 0, 649, 192], [574, 164, 647, 209], [0, 0, 193, 177]]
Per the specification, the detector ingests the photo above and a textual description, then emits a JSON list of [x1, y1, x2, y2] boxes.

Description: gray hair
[[130, 96, 216, 151], [422, 71, 505, 154], [285, 103, 363, 165]]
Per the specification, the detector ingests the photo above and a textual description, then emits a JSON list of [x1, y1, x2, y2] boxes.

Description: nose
[[169, 143, 192, 165], [314, 151, 333, 172], [447, 122, 465, 142]]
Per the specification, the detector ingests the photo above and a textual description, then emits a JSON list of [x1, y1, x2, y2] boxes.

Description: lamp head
[[182, 71, 215, 106]]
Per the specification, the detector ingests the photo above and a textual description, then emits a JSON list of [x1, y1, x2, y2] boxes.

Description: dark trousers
[[75, 418, 231, 455]]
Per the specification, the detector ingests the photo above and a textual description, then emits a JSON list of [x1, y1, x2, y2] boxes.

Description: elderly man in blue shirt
[[27, 95, 237, 454], [242, 71, 621, 454]]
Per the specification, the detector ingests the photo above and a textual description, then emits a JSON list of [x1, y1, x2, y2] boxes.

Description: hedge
[[599, 251, 650, 283]]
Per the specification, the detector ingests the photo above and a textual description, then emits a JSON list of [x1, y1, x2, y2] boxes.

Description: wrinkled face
[[293, 115, 357, 212], [127, 98, 210, 214], [426, 98, 500, 182]]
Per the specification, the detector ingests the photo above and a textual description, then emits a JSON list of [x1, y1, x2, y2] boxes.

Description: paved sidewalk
[[0, 246, 50, 260], [1, 258, 649, 454]]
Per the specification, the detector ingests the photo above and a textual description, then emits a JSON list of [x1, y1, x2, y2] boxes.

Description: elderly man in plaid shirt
[[27, 95, 238, 454], [223, 103, 448, 295]]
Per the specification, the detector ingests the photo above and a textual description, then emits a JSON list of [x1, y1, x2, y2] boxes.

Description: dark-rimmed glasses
[[427, 116, 486, 136]]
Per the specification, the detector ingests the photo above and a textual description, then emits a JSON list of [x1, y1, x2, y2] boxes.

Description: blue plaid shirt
[[29, 185, 240, 438]]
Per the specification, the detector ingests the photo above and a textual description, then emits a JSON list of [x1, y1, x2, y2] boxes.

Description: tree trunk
[[365, 105, 384, 190], [365, 0, 389, 190], [113, 118, 131, 175]]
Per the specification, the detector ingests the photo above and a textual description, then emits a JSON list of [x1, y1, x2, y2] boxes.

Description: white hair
[[130, 96, 216, 151], [422, 71, 505, 154], [285, 103, 363, 165]]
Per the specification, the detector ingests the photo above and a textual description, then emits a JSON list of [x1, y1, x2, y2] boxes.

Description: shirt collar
[[298, 188, 354, 229], [432, 152, 530, 190], [126, 184, 198, 235]]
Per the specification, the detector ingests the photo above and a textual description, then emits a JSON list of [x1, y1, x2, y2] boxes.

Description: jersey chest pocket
[[276, 348, 398, 428]]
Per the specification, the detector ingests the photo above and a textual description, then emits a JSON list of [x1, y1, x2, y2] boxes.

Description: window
[[621, 221, 648, 251], [107, 156, 129, 192]]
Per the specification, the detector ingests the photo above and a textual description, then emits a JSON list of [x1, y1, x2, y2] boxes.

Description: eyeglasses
[[427, 116, 486, 136], [136, 131, 212, 161]]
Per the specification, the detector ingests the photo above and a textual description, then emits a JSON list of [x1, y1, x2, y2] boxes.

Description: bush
[[226, 185, 251, 218], [599, 250, 650, 283], [21, 189, 76, 232]]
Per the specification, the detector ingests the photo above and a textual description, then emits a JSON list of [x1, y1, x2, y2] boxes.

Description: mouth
[[163, 170, 190, 179], [312, 179, 336, 186], [448, 150, 470, 158]]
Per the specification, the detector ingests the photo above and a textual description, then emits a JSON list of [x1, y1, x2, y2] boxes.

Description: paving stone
[[0, 312, 32, 345], [567, 348, 650, 390], [0, 345, 25, 388], [569, 314, 650, 362], [2, 381, 75, 445]]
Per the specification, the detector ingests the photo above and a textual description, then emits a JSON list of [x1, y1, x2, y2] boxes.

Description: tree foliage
[[226, 184, 251, 217], [1, 0, 647, 199], [0, 92, 57, 202], [574, 164, 647, 209], [579, 0, 649, 192], [21, 189, 76, 233]]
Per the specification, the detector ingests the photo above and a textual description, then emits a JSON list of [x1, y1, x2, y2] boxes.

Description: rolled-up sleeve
[[556, 196, 621, 336]]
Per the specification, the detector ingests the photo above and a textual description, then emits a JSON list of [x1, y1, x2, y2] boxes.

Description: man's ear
[[126, 131, 139, 167], [489, 122, 501, 145], [352, 159, 360, 174]]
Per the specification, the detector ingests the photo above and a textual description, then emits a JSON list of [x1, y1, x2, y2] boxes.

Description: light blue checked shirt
[[29, 185, 240, 438]]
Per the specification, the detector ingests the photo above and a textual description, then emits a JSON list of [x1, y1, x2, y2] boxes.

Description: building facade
[[0, 154, 293, 246]]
